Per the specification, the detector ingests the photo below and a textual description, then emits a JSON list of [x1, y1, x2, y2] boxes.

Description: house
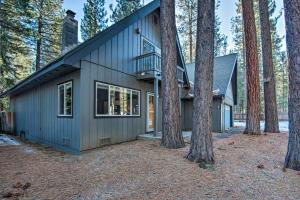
[[0, 0, 237, 154], [182, 54, 238, 133]]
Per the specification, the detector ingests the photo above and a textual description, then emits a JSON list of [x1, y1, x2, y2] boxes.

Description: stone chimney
[[61, 10, 78, 54]]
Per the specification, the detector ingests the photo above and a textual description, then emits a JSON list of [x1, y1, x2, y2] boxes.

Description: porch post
[[154, 77, 159, 136]]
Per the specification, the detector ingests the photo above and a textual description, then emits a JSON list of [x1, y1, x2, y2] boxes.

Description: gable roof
[[185, 53, 237, 98], [1, 0, 189, 98]]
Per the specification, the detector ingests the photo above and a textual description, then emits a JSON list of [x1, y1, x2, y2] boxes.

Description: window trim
[[141, 36, 161, 55], [57, 80, 73, 118], [94, 81, 141, 118]]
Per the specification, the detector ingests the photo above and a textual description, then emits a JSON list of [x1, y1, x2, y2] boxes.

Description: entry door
[[147, 93, 155, 132], [224, 105, 231, 130]]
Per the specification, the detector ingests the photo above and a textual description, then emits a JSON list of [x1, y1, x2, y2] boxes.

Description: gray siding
[[224, 81, 234, 106], [10, 71, 81, 153], [79, 61, 162, 150], [78, 11, 163, 150], [182, 99, 223, 132], [215, 99, 223, 132]]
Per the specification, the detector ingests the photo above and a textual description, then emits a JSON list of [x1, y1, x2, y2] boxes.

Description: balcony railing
[[135, 52, 184, 82], [136, 52, 161, 73]]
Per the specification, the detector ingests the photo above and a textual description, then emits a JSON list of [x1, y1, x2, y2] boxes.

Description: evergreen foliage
[[110, 0, 142, 23], [231, 0, 288, 114], [176, 0, 227, 63], [0, 0, 32, 110], [27, 0, 64, 71], [81, 0, 108, 41], [176, 0, 197, 63], [214, 0, 228, 56]]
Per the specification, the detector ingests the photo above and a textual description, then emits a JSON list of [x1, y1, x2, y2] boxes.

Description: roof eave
[[0, 58, 66, 98]]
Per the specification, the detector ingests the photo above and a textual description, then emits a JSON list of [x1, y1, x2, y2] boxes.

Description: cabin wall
[[224, 81, 234, 106], [80, 11, 161, 73], [79, 61, 162, 150], [10, 71, 81, 153], [182, 98, 223, 132], [78, 11, 163, 151]]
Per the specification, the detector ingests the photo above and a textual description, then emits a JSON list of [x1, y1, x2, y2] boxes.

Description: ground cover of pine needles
[[0, 132, 299, 199]]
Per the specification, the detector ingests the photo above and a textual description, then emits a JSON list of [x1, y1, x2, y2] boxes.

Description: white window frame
[[95, 82, 140, 117], [141, 36, 161, 55], [57, 81, 73, 117]]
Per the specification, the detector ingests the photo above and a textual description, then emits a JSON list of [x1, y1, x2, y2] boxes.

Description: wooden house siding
[[182, 99, 222, 132], [78, 11, 163, 150], [79, 61, 162, 150], [10, 71, 81, 153], [224, 81, 234, 106]]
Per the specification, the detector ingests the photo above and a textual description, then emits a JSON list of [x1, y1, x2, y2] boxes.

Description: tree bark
[[188, 0, 193, 63], [186, 0, 214, 163], [258, 0, 279, 133], [242, 0, 261, 135], [35, 14, 42, 71], [283, 0, 300, 171], [160, 0, 185, 149]]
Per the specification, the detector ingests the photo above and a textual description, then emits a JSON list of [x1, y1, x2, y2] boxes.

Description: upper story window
[[142, 37, 161, 55], [143, 39, 155, 54], [95, 82, 140, 117], [58, 81, 73, 117]]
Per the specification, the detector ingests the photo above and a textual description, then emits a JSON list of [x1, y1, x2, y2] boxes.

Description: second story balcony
[[135, 52, 184, 83]]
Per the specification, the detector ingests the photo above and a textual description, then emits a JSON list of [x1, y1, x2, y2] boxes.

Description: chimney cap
[[66, 10, 76, 18]]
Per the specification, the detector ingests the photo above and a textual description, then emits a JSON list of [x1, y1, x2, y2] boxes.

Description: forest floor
[[0, 131, 299, 200]]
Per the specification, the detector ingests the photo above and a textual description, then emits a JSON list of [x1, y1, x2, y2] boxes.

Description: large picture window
[[58, 81, 72, 117], [95, 82, 140, 117]]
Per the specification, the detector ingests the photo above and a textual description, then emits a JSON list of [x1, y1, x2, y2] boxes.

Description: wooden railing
[[135, 52, 161, 73], [135, 52, 184, 82]]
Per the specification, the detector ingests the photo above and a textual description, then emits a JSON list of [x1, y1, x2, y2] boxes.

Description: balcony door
[[146, 93, 155, 132]]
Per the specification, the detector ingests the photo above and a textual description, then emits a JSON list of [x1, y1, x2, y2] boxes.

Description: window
[[143, 39, 155, 54], [95, 82, 140, 117], [58, 81, 72, 117]]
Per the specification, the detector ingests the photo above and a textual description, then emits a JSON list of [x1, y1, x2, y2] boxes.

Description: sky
[[63, 0, 286, 51]]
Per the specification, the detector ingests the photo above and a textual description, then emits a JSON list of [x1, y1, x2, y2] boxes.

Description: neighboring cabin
[[183, 54, 238, 133], [0, 0, 237, 154]]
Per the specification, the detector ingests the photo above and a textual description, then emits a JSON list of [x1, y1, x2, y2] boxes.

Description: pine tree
[[160, 0, 185, 149], [176, 0, 227, 62], [0, 0, 32, 110], [231, 0, 246, 115], [110, 0, 141, 23], [214, 0, 227, 56], [81, 0, 108, 41], [176, 0, 197, 63], [186, 0, 215, 163], [27, 0, 63, 71], [231, 0, 288, 116], [283, 0, 300, 171], [259, 0, 279, 133], [242, 0, 261, 135]]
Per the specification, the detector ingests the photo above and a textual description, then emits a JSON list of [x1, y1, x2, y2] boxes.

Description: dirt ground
[[0, 132, 299, 200]]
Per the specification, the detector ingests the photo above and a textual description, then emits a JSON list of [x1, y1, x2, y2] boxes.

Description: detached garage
[[182, 53, 238, 133]]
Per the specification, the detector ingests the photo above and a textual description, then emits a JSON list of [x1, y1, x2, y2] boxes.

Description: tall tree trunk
[[283, 0, 300, 171], [188, 1, 193, 63], [160, 0, 185, 148], [258, 0, 279, 133], [186, 0, 214, 163], [242, 0, 261, 135], [35, 15, 42, 71]]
